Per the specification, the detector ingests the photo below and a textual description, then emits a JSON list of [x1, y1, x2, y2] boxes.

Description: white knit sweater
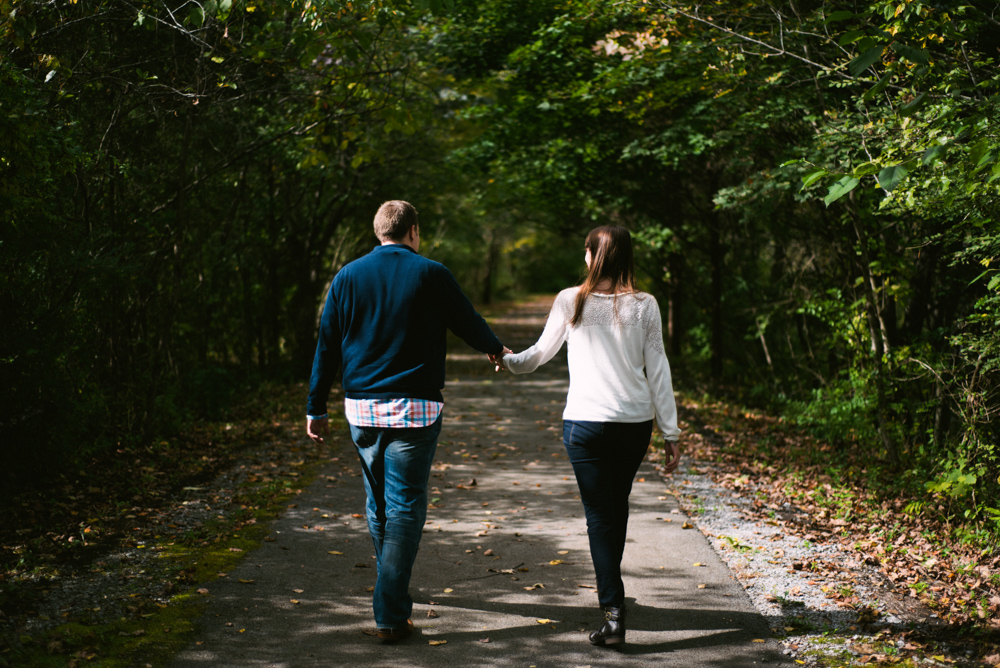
[[504, 287, 680, 440]]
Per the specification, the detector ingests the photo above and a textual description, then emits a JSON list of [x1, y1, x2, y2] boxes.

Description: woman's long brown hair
[[571, 225, 637, 326]]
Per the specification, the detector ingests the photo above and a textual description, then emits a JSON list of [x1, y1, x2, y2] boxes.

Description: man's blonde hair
[[373, 200, 418, 242]]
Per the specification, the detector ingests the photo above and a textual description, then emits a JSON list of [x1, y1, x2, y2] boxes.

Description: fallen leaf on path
[[478, 638, 490, 643], [682, 522, 694, 529], [577, 584, 596, 589], [197, 588, 209, 595], [549, 559, 564, 565], [443, 588, 454, 593], [328, 551, 343, 555], [698, 584, 707, 589], [557, 550, 569, 555], [427, 610, 439, 618], [536, 618, 556, 624], [524, 583, 545, 590], [429, 640, 447, 646], [290, 599, 300, 604], [293, 589, 304, 593], [238, 579, 255, 584], [693, 562, 705, 567], [752, 639, 765, 643]]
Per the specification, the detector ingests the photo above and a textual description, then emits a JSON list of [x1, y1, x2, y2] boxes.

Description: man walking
[[306, 200, 508, 643]]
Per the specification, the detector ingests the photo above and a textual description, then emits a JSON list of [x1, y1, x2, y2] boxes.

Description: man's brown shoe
[[376, 619, 414, 644]]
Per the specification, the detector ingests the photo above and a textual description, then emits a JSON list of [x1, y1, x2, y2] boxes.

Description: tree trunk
[[667, 251, 685, 359], [851, 207, 902, 468], [709, 210, 724, 381]]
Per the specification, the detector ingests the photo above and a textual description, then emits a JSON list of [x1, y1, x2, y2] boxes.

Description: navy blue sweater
[[306, 244, 503, 416]]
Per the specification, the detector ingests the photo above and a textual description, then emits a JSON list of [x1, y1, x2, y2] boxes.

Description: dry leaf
[[290, 599, 300, 604], [682, 522, 694, 529], [429, 640, 447, 646], [550, 559, 564, 565], [536, 618, 556, 624], [238, 579, 255, 584], [557, 550, 569, 555], [328, 551, 343, 555], [443, 588, 454, 593], [293, 589, 304, 593]]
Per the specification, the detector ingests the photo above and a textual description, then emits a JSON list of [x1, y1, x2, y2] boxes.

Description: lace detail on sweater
[[554, 290, 665, 355]]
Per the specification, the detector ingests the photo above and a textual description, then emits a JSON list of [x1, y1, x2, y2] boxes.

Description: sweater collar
[[373, 243, 418, 255]]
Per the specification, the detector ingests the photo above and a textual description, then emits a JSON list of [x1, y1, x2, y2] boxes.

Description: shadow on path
[[169, 297, 788, 667]]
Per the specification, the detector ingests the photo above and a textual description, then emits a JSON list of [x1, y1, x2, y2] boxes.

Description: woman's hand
[[662, 439, 681, 474]]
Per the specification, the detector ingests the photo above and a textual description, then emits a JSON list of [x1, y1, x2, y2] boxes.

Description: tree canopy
[[3, 0, 1000, 534]]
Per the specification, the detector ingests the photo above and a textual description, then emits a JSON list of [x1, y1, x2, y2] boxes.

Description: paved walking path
[[169, 298, 788, 667]]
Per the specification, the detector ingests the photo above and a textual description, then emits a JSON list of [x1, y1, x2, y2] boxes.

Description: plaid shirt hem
[[344, 398, 443, 428]]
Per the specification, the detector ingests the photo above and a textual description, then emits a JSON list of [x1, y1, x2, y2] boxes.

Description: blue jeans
[[563, 419, 653, 607], [350, 415, 442, 629]]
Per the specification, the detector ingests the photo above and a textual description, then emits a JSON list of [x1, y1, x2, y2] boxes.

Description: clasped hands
[[488, 347, 513, 372]]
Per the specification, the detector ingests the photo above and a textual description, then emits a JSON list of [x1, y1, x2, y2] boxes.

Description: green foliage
[[0, 0, 473, 493], [427, 0, 1000, 536], [3, 0, 1000, 538]]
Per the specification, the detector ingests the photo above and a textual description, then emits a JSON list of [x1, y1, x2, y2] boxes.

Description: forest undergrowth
[[667, 395, 1000, 664]]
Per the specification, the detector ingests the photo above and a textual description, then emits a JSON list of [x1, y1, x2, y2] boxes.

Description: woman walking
[[503, 225, 681, 647]]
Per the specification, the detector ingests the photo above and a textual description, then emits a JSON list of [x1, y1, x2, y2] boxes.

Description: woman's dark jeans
[[563, 419, 653, 608]]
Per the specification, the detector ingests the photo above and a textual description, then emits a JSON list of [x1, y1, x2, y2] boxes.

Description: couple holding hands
[[306, 200, 680, 647]]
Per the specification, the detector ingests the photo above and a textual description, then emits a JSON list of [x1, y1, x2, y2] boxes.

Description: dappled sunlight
[[169, 306, 784, 667]]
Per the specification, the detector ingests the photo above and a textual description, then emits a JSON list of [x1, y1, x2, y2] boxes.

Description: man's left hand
[[307, 416, 329, 443]]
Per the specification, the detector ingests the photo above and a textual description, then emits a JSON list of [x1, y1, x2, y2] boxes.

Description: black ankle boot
[[589, 604, 626, 646]]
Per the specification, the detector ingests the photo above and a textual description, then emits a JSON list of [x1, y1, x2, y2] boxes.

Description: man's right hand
[[307, 416, 330, 443], [489, 346, 514, 372]]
